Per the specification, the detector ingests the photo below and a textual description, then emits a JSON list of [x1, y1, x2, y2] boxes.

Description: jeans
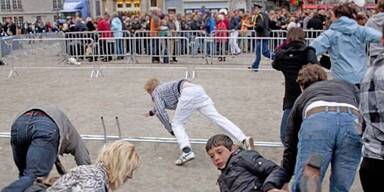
[[292, 111, 362, 192], [251, 39, 272, 69], [2, 112, 59, 192], [359, 157, 384, 192], [280, 108, 291, 147], [172, 84, 246, 151], [151, 39, 160, 62], [115, 39, 123, 56]]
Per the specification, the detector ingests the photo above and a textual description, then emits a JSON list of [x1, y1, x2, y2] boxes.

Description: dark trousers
[[2, 111, 59, 192], [151, 39, 160, 63], [359, 157, 384, 192]]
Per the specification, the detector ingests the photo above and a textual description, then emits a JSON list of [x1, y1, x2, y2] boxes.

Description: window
[[17, 0, 21, 9], [0, 0, 6, 11], [12, 0, 16, 9], [126, 3, 132, 8], [5, 0, 11, 10], [53, 0, 62, 10], [117, 3, 123, 8], [134, 3, 139, 7], [0, 0, 22, 11], [150, 0, 156, 7]]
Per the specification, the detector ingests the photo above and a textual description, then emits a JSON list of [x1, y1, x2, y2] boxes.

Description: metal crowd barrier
[[0, 131, 282, 147], [4, 35, 320, 69], [271, 29, 324, 39], [7, 38, 94, 77], [195, 36, 286, 65], [134, 30, 205, 56], [65, 30, 131, 40], [61, 36, 190, 64], [131, 36, 190, 63]]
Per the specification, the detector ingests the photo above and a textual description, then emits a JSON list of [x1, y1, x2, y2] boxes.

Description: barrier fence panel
[[195, 36, 285, 66], [210, 30, 257, 57], [270, 30, 287, 38], [176, 30, 206, 56], [94, 37, 134, 63], [132, 36, 189, 64], [271, 29, 324, 39], [65, 30, 131, 40], [7, 38, 94, 77]]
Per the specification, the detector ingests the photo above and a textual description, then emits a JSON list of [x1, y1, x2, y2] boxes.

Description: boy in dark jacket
[[206, 134, 288, 192]]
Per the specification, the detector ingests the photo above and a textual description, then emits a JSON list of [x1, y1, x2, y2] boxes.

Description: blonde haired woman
[[47, 140, 140, 192]]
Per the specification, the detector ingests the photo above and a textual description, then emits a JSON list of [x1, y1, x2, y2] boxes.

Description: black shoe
[[247, 67, 259, 72]]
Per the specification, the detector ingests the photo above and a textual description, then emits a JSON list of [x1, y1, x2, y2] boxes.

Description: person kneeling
[[206, 134, 288, 192]]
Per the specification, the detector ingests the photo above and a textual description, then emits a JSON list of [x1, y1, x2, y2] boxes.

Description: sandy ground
[[0, 47, 363, 191]]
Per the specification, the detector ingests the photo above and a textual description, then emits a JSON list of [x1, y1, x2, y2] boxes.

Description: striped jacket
[[151, 79, 185, 133], [360, 53, 384, 160]]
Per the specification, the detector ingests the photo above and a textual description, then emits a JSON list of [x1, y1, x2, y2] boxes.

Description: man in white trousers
[[144, 78, 254, 166]]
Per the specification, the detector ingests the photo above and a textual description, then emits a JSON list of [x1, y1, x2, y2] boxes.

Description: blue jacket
[[111, 17, 123, 37], [205, 17, 216, 34], [310, 16, 381, 84]]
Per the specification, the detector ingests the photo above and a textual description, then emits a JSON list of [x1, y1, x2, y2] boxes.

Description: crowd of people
[[2, 1, 384, 192], [0, 3, 376, 37], [0, 2, 378, 66]]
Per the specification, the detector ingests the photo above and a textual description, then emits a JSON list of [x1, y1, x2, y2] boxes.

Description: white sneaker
[[242, 137, 255, 150], [68, 57, 81, 65], [175, 151, 195, 166]]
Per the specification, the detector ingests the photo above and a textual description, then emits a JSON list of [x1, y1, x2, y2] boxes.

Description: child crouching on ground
[[206, 134, 288, 192]]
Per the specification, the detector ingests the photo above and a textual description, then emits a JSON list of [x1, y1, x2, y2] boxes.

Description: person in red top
[[97, 13, 112, 61], [215, 14, 228, 62]]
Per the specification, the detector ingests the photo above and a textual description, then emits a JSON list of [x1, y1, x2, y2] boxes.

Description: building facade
[[0, 0, 64, 25]]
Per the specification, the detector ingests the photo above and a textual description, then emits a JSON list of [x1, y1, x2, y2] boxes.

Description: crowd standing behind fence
[[0, 4, 377, 38], [0, 3, 377, 66]]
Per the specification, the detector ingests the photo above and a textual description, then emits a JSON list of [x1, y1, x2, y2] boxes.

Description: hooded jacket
[[111, 16, 123, 38], [310, 16, 381, 84], [365, 12, 384, 56]]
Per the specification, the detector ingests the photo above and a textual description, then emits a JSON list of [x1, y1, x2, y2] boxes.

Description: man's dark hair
[[206, 134, 233, 152], [297, 64, 328, 90]]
